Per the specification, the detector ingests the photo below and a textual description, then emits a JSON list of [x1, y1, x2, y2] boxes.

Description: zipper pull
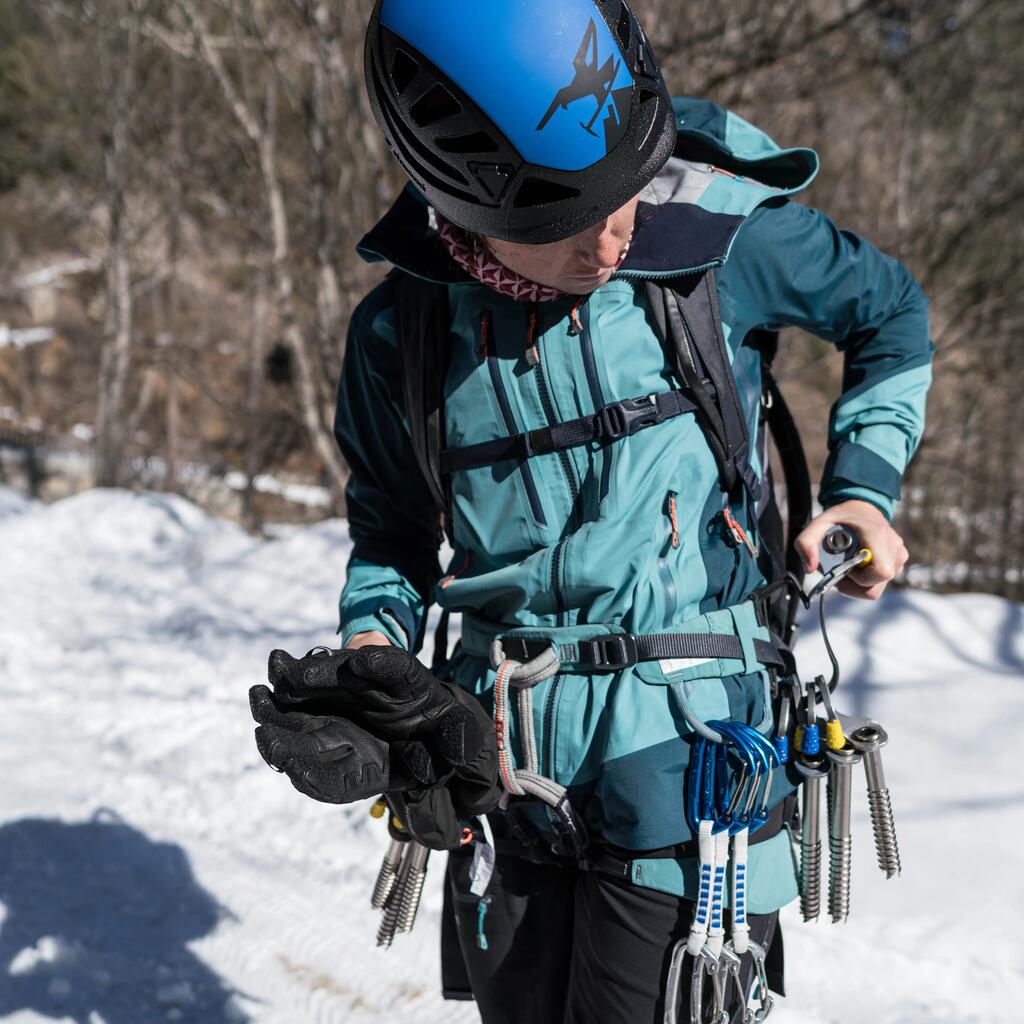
[[476, 896, 492, 951], [723, 505, 759, 559], [664, 491, 680, 550], [441, 551, 473, 589], [567, 300, 583, 337], [526, 304, 540, 366], [479, 311, 491, 362]]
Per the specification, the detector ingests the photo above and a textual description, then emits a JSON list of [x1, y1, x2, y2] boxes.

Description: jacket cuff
[[338, 601, 415, 650], [820, 442, 903, 521]]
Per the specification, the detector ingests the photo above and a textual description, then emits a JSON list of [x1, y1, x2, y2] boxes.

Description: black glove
[[249, 684, 442, 804], [250, 646, 502, 848], [266, 646, 501, 815]]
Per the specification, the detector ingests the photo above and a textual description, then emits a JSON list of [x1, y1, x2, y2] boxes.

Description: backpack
[[394, 271, 812, 659]]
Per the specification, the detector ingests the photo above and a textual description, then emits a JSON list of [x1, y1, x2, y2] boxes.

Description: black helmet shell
[[365, 0, 677, 244]]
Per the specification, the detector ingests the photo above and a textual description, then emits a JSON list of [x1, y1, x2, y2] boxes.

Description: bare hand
[[345, 630, 394, 650], [794, 500, 909, 601]]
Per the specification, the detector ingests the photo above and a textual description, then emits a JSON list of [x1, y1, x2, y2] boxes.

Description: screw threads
[[828, 834, 853, 923], [371, 859, 400, 910], [800, 839, 821, 922], [396, 866, 427, 934], [376, 893, 402, 948], [867, 785, 902, 878]]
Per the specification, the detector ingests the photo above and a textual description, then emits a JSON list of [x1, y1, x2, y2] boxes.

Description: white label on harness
[[659, 656, 716, 675], [470, 841, 496, 897]]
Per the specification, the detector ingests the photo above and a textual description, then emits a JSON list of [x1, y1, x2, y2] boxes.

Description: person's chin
[[563, 270, 613, 293]]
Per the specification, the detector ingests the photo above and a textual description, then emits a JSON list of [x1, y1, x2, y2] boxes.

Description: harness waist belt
[[498, 631, 784, 674], [440, 386, 710, 474]]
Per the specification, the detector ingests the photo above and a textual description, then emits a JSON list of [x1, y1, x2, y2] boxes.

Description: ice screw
[[848, 723, 902, 879], [826, 742, 862, 923], [794, 752, 830, 923], [371, 837, 406, 910]]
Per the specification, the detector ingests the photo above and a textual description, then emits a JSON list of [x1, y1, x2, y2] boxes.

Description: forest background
[[1, 0, 1021, 598]]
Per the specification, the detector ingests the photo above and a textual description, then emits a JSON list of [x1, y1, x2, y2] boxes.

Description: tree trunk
[[94, 12, 137, 488], [244, 267, 268, 533]]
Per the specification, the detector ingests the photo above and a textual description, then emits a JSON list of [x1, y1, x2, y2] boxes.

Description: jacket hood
[[357, 97, 819, 285]]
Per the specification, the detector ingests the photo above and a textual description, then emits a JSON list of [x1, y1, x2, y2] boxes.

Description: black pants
[[444, 844, 782, 1024]]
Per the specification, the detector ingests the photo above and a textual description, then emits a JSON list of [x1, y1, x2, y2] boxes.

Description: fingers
[[254, 718, 391, 804], [836, 577, 888, 601], [249, 684, 299, 730], [794, 515, 837, 574], [345, 645, 425, 695], [287, 759, 387, 805]]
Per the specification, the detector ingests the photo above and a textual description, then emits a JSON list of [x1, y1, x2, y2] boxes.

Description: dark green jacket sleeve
[[725, 198, 934, 519], [333, 279, 440, 650]]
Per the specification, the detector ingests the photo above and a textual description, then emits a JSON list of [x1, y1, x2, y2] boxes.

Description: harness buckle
[[598, 395, 664, 441], [582, 633, 638, 671]]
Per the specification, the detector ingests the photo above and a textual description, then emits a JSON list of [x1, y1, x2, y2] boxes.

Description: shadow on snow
[[0, 810, 250, 1023]]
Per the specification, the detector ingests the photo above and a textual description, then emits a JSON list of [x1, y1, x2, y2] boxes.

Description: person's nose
[[579, 219, 624, 270]]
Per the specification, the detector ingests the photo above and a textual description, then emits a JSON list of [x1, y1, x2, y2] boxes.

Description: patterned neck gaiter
[[435, 214, 569, 304]]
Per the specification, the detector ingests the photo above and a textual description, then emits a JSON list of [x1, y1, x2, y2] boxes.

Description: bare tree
[[94, 2, 139, 487]]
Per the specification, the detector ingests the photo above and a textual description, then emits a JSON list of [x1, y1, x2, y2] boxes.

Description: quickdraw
[[667, 526, 904, 1022]]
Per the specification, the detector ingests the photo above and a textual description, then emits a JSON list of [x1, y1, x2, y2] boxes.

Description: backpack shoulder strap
[[393, 272, 452, 534], [644, 272, 760, 502]]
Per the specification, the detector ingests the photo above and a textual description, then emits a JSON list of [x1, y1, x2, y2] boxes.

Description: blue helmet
[[364, 0, 677, 244]]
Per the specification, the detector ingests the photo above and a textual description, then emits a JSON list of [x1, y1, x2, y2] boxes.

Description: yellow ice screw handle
[[825, 719, 846, 751], [370, 798, 387, 820]]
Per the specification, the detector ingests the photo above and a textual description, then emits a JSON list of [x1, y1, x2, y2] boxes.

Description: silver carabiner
[[716, 944, 746, 1022], [689, 946, 727, 1024], [747, 941, 775, 1023], [663, 939, 689, 1024]]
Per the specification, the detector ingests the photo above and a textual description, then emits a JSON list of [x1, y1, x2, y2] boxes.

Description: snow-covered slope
[[1, 487, 1022, 1023]]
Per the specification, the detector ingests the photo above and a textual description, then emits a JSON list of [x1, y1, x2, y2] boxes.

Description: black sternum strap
[[440, 387, 709, 474]]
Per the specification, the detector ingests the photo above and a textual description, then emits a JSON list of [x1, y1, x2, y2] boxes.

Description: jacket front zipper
[[578, 302, 612, 503], [529, 305, 581, 622], [484, 315, 547, 528], [658, 491, 680, 625]]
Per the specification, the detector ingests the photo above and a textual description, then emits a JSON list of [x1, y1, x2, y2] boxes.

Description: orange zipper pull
[[665, 492, 680, 549], [526, 305, 540, 366], [567, 300, 583, 337], [723, 505, 759, 558], [441, 551, 473, 589]]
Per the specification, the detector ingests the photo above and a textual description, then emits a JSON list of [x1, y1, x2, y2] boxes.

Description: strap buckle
[[580, 633, 638, 671], [597, 395, 664, 441]]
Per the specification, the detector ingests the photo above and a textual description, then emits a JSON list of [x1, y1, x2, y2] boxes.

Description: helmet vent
[[616, 4, 632, 51], [371, 59, 476, 196], [390, 49, 419, 95], [436, 132, 500, 155], [411, 84, 462, 127], [513, 178, 582, 209]]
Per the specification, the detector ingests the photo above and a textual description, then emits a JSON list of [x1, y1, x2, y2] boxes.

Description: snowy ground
[[1, 486, 1022, 1024]]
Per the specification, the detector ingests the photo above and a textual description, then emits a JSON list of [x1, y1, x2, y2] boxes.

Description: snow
[[1, 485, 1022, 1023], [0, 327, 55, 351]]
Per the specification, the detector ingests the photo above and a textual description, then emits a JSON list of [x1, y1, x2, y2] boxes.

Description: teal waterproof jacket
[[334, 99, 933, 910]]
